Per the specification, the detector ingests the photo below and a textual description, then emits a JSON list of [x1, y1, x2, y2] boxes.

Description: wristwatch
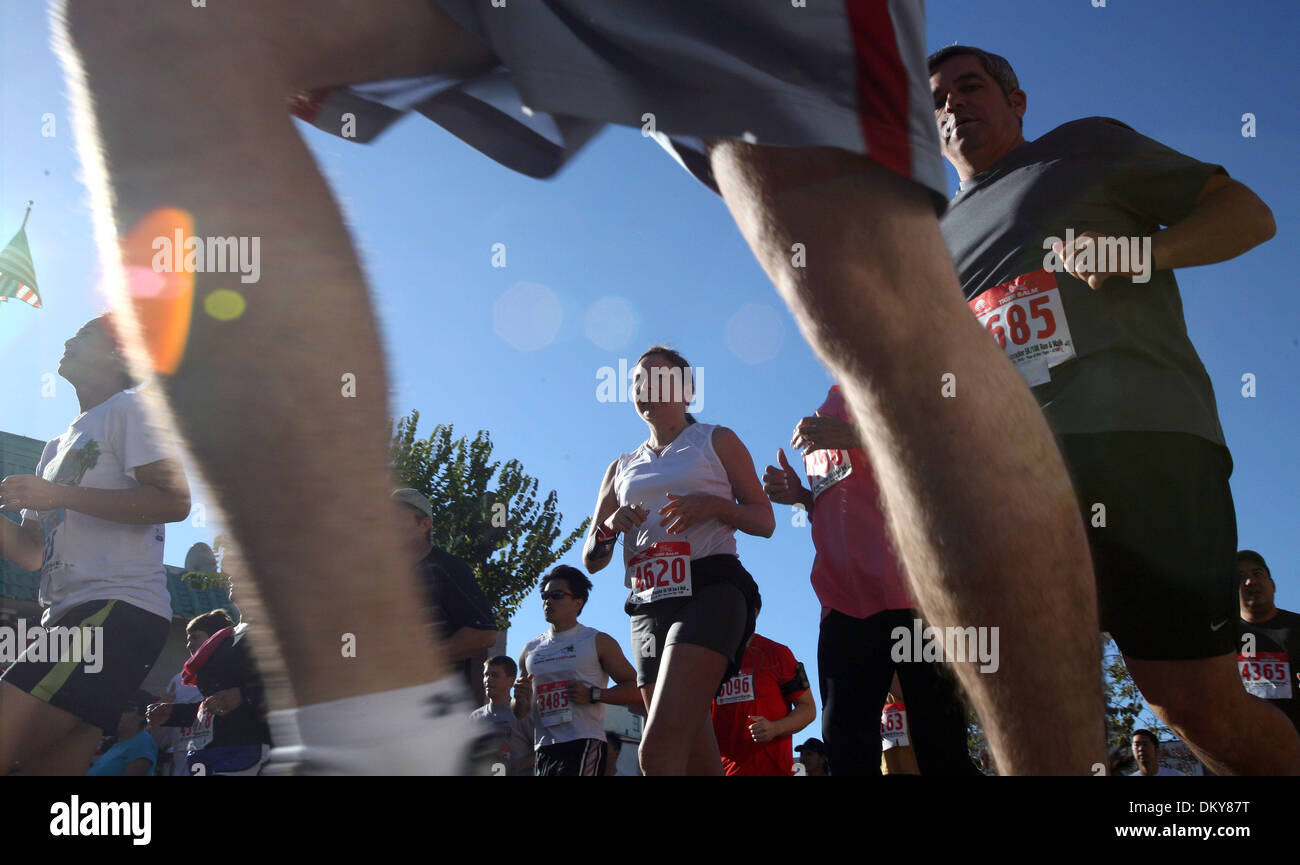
[[590, 686, 603, 704]]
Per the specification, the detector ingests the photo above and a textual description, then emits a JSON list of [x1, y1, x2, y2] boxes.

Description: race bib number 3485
[[968, 269, 1075, 387], [536, 680, 573, 726], [626, 541, 692, 605]]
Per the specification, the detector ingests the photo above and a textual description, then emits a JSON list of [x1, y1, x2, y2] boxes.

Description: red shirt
[[711, 634, 809, 776], [806, 386, 914, 621]]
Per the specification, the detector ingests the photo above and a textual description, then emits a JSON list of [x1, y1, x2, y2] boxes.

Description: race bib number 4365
[[1238, 651, 1293, 700], [968, 269, 1075, 387], [626, 541, 692, 605]]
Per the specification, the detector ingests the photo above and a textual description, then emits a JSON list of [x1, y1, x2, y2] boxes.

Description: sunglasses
[[540, 590, 572, 601]]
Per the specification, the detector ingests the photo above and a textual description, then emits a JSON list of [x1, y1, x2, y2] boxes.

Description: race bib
[[968, 269, 1075, 387], [185, 704, 216, 752], [881, 702, 910, 751], [804, 448, 853, 500], [536, 680, 573, 726], [626, 541, 692, 605], [716, 673, 755, 706], [1238, 651, 1293, 700]]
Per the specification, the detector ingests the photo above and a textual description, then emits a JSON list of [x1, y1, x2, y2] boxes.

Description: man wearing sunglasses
[[515, 566, 640, 776]]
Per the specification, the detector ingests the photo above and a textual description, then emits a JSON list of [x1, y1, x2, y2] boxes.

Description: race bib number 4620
[[626, 541, 692, 605], [968, 269, 1075, 387], [1238, 651, 1293, 700], [536, 680, 573, 726]]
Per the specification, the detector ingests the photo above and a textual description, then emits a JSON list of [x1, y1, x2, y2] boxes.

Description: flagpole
[[20, 201, 33, 231]]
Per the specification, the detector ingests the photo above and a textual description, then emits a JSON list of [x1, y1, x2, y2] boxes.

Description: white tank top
[[614, 422, 738, 579], [523, 624, 608, 747]]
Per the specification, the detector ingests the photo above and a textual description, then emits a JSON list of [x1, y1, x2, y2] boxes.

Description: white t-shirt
[[22, 387, 178, 624]]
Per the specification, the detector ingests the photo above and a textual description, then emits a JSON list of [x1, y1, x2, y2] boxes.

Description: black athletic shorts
[[627, 554, 758, 689], [535, 738, 607, 777], [1, 599, 171, 733], [1058, 431, 1238, 661]]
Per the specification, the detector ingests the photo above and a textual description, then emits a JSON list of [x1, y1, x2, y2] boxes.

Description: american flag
[[0, 203, 41, 309]]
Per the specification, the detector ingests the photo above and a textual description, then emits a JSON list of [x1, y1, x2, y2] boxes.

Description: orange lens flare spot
[[121, 208, 195, 376]]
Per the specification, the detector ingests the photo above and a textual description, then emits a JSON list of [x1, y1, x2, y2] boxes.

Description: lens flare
[[120, 208, 194, 375]]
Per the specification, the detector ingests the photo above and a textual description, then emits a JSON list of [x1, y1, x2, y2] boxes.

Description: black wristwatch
[[590, 686, 603, 704]]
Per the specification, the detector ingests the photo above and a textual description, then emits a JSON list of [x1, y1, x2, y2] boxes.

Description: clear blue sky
[[2, 1, 1296, 719]]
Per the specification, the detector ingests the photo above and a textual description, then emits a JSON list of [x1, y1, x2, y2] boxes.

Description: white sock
[[268, 678, 478, 775]]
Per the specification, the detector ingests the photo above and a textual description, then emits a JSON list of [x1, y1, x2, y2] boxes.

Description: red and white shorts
[[291, 0, 945, 201]]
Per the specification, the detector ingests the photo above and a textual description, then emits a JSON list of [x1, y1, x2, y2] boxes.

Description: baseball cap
[[796, 737, 826, 754], [391, 488, 433, 519], [1236, 550, 1270, 575]]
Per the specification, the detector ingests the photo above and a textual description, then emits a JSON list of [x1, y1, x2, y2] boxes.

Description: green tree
[[390, 412, 589, 628]]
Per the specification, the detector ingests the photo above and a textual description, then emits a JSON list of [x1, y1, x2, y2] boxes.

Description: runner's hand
[[791, 411, 859, 453], [748, 715, 775, 744], [605, 504, 648, 535], [513, 674, 533, 704], [660, 493, 720, 534], [0, 475, 64, 512], [1052, 231, 1140, 291], [763, 449, 806, 505], [201, 687, 241, 717], [146, 702, 173, 729], [567, 682, 593, 704]]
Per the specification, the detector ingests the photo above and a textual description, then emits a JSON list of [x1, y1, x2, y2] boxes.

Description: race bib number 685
[[968, 269, 1075, 387]]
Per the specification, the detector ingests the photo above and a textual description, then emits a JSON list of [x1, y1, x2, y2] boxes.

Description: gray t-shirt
[[940, 117, 1226, 445], [470, 702, 535, 776]]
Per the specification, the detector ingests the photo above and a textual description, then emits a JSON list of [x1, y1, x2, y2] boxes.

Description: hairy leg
[[710, 142, 1103, 774], [56, 0, 496, 708]]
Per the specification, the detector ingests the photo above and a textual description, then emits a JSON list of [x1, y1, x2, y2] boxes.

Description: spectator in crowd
[[147, 609, 273, 775], [150, 666, 204, 777], [471, 655, 535, 776], [87, 689, 158, 776], [1237, 550, 1300, 734], [393, 488, 497, 701], [1131, 729, 1184, 776], [795, 738, 830, 777]]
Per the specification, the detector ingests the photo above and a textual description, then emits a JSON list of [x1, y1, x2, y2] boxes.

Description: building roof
[[0, 558, 238, 622]]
